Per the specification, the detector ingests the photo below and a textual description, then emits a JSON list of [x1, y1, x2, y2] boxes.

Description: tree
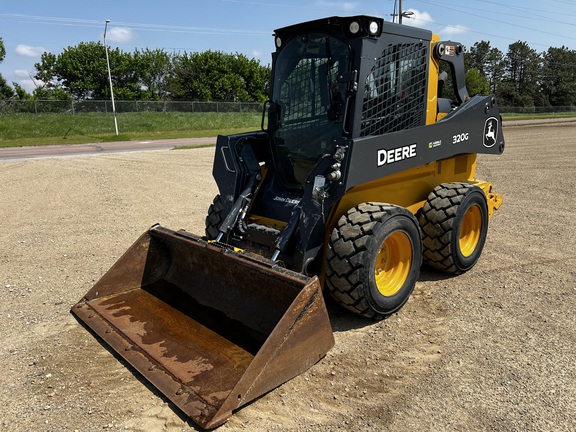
[[230, 53, 270, 102], [499, 41, 541, 107], [34, 42, 146, 100], [540, 46, 576, 106], [465, 68, 490, 96], [169, 50, 269, 101], [33, 52, 72, 100], [467, 41, 505, 95], [104, 49, 142, 100], [34, 52, 58, 87], [467, 41, 490, 76], [57, 42, 112, 99], [12, 82, 32, 100], [0, 76, 13, 99], [32, 85, 71, 101], [0, 37, 5, 63], [33, 42, 106, 99], [133, 48, 172, 100], [0, 37, 15, 99]]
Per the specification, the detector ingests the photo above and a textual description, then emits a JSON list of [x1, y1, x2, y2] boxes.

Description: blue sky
[[1, 0, 576, 93]]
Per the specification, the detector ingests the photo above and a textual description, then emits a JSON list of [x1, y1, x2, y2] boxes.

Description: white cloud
[[14, 69, 31, 79], [15, 44, 46, 57], [399, 9, 469, 38], [401, 9, 434, 27], [106, 27, 135, 43], [341, 2, 357, 12], [439, 24, 470, 37], [10, 69, 42, 93], [15, 79, 38, 93]]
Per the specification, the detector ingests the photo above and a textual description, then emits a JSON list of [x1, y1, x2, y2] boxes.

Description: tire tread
[[326, 203, 417, 320], [418, 182, 484, 274]]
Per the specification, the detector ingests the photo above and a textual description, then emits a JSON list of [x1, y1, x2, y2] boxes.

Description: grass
[[0, 110, 575, 148], [501, 112, 576, 121], [0, 111, 262, 148]]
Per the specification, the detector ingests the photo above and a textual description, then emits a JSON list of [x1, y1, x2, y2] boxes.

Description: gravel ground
[[1, 123, 575, 431]]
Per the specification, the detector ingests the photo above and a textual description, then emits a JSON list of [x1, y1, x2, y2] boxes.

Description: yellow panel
[[474, 180, 503, 219], [246, 215, 287, 230], [426, 34, 441, 126], [327, 154, 479, 233]]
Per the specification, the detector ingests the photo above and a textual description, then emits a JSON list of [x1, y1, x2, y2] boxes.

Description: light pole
[[393, 0, 414, 24], [103, 19, 119, 136]]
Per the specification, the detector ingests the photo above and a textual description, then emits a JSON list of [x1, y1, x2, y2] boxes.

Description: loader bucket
[[71, 225, 334, 429]]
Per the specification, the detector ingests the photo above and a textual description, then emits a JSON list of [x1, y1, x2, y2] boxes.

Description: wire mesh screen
[[361, 42, 428, 136], [282, 58, 333, 124]]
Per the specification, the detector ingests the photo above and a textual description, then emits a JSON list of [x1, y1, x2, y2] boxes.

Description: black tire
[[205, 194, 224, 239], [418, 182, 489, 274], [325, 203, 422, 320]]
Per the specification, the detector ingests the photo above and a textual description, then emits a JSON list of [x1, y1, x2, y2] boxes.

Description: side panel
[[212, 131, 268, 213], [329, 154, 477, 230], [213, 132, 268, 196], [343, 94, 504, 190]]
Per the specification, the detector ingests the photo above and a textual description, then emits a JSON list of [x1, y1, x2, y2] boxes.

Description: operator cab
[[264, 16, 431, 194], [268, 32, 351, 191]]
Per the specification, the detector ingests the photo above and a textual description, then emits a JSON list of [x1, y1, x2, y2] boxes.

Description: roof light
[[349, 21, 360, 34], [369, 20, 380, 35], [275, 36, 282, 49]]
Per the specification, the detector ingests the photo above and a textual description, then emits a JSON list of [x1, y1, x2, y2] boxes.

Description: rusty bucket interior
[[71, 225, 334, 429]]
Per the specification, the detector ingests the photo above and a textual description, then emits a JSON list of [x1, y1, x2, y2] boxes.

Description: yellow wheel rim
[[374, 231, 412, 297], [459, 205, 482, 257]]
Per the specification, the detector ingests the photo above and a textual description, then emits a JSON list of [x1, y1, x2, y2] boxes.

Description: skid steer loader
[[72, 15, 504, 429]]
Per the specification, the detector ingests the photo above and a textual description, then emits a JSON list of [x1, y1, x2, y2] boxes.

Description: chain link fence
[[0, 99, 263, 115], [497, 106, 576, 114], [1, 99, 575, 115]]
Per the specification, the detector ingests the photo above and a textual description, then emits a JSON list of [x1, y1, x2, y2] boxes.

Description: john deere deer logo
[[483, 117, 498, 148]]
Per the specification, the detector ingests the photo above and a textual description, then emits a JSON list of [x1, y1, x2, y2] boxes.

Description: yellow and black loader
[[72, 15, 504, 429]]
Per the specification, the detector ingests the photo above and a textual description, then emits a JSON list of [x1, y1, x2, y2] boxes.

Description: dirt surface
[[1, 123, 575, 431]]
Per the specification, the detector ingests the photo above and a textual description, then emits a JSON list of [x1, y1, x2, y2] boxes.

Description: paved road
[[0, 137, 216, 162]]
